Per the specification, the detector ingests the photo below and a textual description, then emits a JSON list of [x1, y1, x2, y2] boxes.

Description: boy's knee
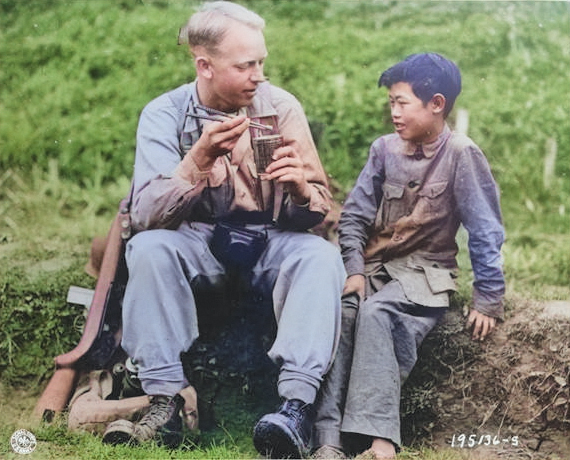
[[358, 300, 389, 327]]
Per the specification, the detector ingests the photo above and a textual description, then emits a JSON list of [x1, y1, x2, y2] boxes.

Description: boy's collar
[[403, 123, 451, 158]]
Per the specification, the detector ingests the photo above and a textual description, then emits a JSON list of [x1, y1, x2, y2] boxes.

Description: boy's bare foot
[[371, 437, 397, 458], [354, 438, 396, 459]]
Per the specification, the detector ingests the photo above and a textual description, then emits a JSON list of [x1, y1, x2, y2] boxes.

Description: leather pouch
[[210, 222, 268, 271]]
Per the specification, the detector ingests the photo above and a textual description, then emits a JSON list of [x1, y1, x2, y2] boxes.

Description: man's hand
[[466, 309, 496, 341], [343, 274, 366, 300], [264, 143, 311, 205], [183, 115, 250, 172]]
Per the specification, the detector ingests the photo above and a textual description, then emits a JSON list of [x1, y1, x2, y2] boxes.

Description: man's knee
[[126, 230, 201, 275], [127, 230, 171, 264], [294, 236, 343, 271]]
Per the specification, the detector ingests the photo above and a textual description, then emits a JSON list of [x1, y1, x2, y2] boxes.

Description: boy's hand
[[343, 274, 365, 300], [466, 309, 496, 341]]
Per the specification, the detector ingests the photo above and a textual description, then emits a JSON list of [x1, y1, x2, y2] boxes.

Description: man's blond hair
[[179, 1, 265, 54]]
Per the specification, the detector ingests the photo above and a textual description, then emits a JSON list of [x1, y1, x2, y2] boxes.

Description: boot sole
[[102, 419, 138, 446]]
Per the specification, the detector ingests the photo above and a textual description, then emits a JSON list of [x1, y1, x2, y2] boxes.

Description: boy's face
[[388, 82, 443, 144]]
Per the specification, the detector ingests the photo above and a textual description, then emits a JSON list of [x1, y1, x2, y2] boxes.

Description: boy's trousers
[[121, 221, 345, 404], [313, 280, 446, 449]]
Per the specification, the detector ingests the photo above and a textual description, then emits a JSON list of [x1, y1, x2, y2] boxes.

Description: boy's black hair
[[379, 53, 462, 118]]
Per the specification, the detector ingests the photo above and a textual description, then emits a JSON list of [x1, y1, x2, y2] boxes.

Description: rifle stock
[[56, 213, 124, 368], [33, 367, 78, 421], [34, 201, 130, 419]]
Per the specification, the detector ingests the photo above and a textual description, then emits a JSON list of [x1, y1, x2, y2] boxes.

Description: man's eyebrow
[[236, 56, 266, 65]]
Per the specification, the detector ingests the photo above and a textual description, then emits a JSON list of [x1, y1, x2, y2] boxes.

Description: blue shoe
[[253, 399, 315, 458]]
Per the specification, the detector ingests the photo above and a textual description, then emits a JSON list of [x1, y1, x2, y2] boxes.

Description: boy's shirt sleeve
[[338, 140, 385, 276], [454, 144, 506, 319]]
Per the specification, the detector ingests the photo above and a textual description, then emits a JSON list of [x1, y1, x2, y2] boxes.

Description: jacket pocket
[[423, 265, 457, 294], [417, 180, 448, 213], [377, 182, 406, 226]]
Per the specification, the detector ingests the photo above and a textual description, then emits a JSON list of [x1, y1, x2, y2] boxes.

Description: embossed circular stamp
[[10, 429, 37, 454]]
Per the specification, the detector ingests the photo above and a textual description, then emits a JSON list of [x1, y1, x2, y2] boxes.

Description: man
[[101, 2, 345, 458]]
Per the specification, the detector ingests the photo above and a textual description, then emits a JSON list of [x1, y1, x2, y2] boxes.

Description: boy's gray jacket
[[339, 124, 505, 318]]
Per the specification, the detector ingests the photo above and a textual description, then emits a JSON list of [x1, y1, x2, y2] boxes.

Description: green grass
[[1, 0, 569, 458]]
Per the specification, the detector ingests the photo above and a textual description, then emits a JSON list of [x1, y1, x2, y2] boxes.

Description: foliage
[[1, 2, 569, 191], [1, 1, 568, 277], [0, 166, 129, 387], [0, 266, 85, 385]]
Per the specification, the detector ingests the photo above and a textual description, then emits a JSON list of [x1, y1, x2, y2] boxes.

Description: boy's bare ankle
[[370, 437, 396, 458]]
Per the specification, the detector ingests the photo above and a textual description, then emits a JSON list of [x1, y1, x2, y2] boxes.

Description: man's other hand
[[264, 143, 311, 205]]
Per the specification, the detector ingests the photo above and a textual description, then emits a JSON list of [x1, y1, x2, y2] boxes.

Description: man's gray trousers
[[121, 221, 345, 404]]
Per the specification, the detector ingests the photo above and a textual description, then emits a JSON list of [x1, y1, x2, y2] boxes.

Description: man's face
[[201, 21, 267, 112], [388, 81, 440, 144]]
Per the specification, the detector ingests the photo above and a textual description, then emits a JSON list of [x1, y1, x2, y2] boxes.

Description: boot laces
[[139, 396, 174, 429]]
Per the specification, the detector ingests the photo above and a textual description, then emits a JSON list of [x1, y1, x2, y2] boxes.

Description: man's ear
[[431, 93, 446, 114], [195, 56, 213, 79]]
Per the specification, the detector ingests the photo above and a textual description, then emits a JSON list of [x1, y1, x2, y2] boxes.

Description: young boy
[[312, 53, 505, 459]]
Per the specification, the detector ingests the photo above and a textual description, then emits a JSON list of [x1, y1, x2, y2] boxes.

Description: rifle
[[34, 199, 131, 420]]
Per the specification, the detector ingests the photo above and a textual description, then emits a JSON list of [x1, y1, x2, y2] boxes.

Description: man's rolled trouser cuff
[[277, 369, 320, 404]]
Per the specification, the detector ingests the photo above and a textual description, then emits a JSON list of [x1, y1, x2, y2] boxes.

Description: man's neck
[[195, 80, 238, 113]]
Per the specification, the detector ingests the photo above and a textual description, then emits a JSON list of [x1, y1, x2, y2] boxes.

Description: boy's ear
[[431, 93, 446, 114]]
